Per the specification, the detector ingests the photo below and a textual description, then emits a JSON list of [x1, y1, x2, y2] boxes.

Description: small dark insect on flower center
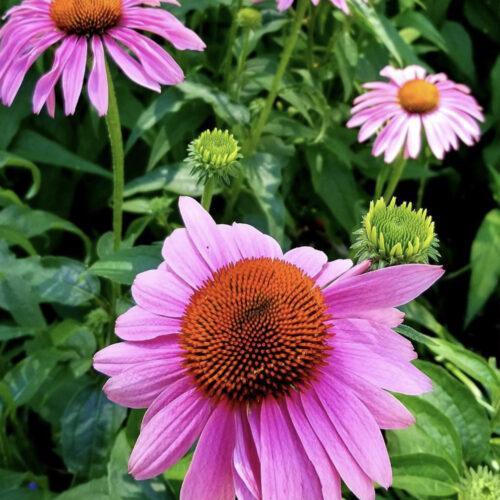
[[398, 79, 439, 114], [50, 0, 122, 35], [180, 258, 332, 406]]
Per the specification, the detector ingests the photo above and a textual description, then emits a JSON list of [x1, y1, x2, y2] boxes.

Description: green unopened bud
[[186, 128, 241, 184], [237, 8, 262, 31], [352, 197, 439, 268], [459, 467, 500, 500], [85, 308, 109, 336]]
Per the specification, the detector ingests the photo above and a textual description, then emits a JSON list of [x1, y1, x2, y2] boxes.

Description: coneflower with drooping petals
[[94, 196, 444, 500], [0, 0, 205, 116], [254, 0, 366, 14], [347, 65, 484, 163]]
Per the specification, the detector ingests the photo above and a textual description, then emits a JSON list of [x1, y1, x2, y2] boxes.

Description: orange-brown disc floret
[[398, 79, 439, 114], [50, 0, 122, 35], [180, 258, 331, 406]]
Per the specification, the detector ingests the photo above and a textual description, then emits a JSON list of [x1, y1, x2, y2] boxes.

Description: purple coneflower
[[94, 196, 444, 500], [0, 0, 205, 116], [347, 65, 484, 162]]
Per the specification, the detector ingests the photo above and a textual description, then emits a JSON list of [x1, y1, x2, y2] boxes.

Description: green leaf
[[0, 274, 46, 328], [124, 163, 204, 198], [0, 151, 41, 199], [90, 245, 162, 285], [55, 478, 109, 500], [3, 349, 59, 406], [395, 324, 439, 347], [163, 450, 194, 498], [306, 146, 361, 234], [391, 453, 459, 497], [0, 468, 26, 490], [0, 225, 37, 256], [440, 21, 477, 84], [12, 130, 111, 178], [0, 205, 91, 259], [428, 337, 500, 390], [387, 395, 462, 470], [415, 360, 490, 465], [108, 431, 170, 500], [466, 209, 500, 325], [61, 385, 127, 478], [396, 11, 448, 52]]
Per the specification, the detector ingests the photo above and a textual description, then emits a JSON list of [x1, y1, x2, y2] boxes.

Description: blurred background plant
[[1, 0, 500, 498]]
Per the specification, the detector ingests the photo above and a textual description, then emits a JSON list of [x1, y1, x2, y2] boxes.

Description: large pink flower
[[256, 0, 365, 14], [347, 65, 484, 163], [0, 0, 205, 116], [94, 197, 444, 500]]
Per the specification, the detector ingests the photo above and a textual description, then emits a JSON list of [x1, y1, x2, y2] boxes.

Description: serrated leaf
[[61, 385, 126, 478]]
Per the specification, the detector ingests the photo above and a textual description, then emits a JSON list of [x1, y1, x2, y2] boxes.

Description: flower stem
[[201, 176, 215, 211], [222, 0, 243, 85], [374, 162, 390, 199], [247, 0, 308, 154], [383, 154, 406, 201], [104, 64, 124, 252]]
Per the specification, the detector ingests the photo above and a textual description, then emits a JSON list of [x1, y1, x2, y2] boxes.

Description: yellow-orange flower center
[[180, 258, 331, 405], [50, 0, 122, 35], [398, 79, 439, 114]]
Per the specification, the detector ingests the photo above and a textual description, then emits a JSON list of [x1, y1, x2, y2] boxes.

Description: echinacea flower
[[347, 65, 484, 163], [94, 197, 444, 500], [255, 0, 365, 14], [0, 0, 205, 116]]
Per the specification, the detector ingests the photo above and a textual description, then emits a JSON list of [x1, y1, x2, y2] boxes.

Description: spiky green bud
[[352, 197, 440, 268], [459, 466, 500, 500], [237, 8, 262, 31], [186, 128, 241, 184]]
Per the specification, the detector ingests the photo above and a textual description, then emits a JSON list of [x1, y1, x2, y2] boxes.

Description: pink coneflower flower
[[94, 197, 443, 500], [255, 0, 365, 14], [347, 65, 484, 163], [0, 0, 205, 116]]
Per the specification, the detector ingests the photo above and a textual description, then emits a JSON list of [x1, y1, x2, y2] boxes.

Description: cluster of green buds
[[186, 128, 241, 185], [352, 197, 440, 268], [459, 466, 500, 500]]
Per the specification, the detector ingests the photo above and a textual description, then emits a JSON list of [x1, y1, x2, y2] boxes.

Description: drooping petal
[[283, 247, 328, 278], [181, 405, 236, 500], [115, 306, 182, 340], [88, 36, 108, 116], [314, 259, 353, 289], [128, 385, 211, 479], [61, 35, 87, 115], [232, 222, 283, 260]]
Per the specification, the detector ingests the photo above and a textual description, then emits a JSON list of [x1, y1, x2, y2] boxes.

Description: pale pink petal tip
[[348, 64, 484, 162]]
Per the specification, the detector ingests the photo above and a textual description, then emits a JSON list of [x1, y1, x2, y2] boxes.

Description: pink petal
[[300, 390, 375, 500], [181, 405, 236, 500], [88, 36, 108, 116], [314, 259, 353, 289], [286, 394, 342, 500], [234, 410, 261, 499], [178, 196, 233, 272], [93, 335, 181, 376], [131, 268, 192, 317], [257, 399, 322, 500], [61, 35, 87, 115], [128, 384, 211, 479], [161, 228, 212, 289], [103, 357, 185, 408], [324, 264, 444, 314], [326, 368, 415, 429], [103, 34, 160, 92], [115, 305, 182, 340], [232, 222, 283, 260], [283, 247, 328, 278], [337, 307, 405, 328]]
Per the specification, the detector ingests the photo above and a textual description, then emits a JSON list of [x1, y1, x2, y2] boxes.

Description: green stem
[[223, 171, 244, 222], [416, 155, 431, 209], [234, 29, 251, 100], [222, 0, 243, 85], [306, 4, 315, 72], [247, 0, 308, 154], [383, 154, 406, 202], [374, 162, 390, 199], [104, 64, 124, 252], [201, 177, 215, 211]]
